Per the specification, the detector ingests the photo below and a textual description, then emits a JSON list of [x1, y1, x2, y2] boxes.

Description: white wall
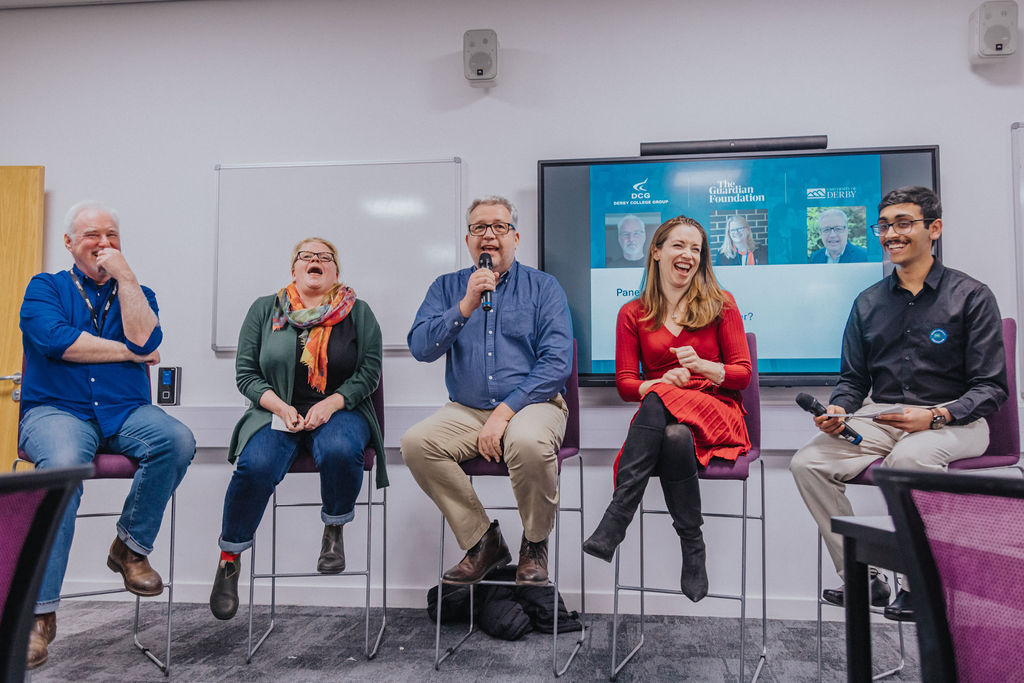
[[2, 0, 1021, 619]]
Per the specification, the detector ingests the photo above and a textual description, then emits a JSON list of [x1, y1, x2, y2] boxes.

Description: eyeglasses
[[870, 218, 934, 236], [468, 222, 515, 236], [819, 225, 847, 235], [295, 250, 336, 263]]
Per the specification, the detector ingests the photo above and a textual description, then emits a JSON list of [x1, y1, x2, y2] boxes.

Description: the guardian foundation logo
[[807, 187, 857, 200], [708, 180, 765, 204], [612, 178, 670, 207]]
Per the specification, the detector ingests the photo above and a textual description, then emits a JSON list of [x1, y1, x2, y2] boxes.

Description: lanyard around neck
[[68, 269, 118, 333]]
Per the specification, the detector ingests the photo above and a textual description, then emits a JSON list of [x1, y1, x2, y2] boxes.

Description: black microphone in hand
[[795, 392, 863, 445], [478, 252, 494, 312]]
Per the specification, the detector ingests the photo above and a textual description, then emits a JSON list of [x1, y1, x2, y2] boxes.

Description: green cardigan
[[227, 295, 388, 489]]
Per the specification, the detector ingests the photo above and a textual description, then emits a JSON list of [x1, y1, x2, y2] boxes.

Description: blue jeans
[[18, 404, 196, 613], [219, 409, 370, 553]]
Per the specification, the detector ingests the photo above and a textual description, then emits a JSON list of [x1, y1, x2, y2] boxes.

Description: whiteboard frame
[[210, 157, 463, 352]]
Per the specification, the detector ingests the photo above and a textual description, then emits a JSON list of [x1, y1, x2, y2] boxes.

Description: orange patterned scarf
[[272, 282, 357, 392]]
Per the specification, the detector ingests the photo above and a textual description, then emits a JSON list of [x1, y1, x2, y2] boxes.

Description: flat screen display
[[538, 146, 940, 386]]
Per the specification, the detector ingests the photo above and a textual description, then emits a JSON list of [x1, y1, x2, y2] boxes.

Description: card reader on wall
[[157, 366, 181, 405]]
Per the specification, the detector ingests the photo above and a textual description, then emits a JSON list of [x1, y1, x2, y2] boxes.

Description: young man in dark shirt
[[789, 186, 1007, 621]]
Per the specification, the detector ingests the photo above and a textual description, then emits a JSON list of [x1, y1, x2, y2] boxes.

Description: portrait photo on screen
[[806, 206, 873, 264], [604, 212, 660, 268], [710, 209, 769, 266]]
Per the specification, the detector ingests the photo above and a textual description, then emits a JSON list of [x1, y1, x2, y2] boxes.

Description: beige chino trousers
[[790, 401, 989, 579], [401, 396, 568, 550]]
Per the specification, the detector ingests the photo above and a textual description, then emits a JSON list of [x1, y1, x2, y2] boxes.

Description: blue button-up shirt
[[20, 265, 162, 437], [408, 261, 573, 413]]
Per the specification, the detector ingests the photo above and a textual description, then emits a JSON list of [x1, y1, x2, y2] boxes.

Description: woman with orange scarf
[[209, 237, 385, 621]]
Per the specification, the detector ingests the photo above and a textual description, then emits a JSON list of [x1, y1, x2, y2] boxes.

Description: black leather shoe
[[442, 520, 511, 584], [317, 524, 345, 574], [209, 558, 241, 621], [822, 574, 891, 607], [883, 589, 914, 621]]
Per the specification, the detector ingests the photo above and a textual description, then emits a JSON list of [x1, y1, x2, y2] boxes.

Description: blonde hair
[[717, 215, 756, 259], [290, 236, 339, 272], [639, 216, 726, 331]]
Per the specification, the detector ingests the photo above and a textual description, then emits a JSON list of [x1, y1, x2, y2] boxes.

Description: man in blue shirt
[[19, 201, 195, 670], [402, 195, 573, 586]]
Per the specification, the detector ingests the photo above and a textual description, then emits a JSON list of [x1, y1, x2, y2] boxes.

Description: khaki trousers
[[401, 396, 568, 550], [789, 402, 989, 578]]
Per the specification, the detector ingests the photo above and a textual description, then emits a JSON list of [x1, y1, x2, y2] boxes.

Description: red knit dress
[[614, 293, 751, 479]]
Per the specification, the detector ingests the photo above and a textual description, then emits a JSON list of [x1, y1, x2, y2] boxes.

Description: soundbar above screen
[[538, 145, 940, 387]]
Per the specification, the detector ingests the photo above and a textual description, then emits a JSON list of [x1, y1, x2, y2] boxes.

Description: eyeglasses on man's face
[[819, 225, 847, 236], [468, 222, 515, 236], [870, 218, 933, 237], [295, 250, 336, 263]]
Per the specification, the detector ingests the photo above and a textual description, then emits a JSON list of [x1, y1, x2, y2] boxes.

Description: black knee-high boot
[[660, 473, 708, 601], [582, 424, 663, 562], [659, 423, 708, 602]]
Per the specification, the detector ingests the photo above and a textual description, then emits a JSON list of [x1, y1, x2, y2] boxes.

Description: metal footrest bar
[[246, 480, 385, 663], [610, 461, 768, 682], [434, 460, 587, 677], [815, 533, 905, 681]]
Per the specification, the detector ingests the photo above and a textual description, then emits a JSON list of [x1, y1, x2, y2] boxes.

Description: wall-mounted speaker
[[464, 29, 498, 87], [970, 0, 1018, 61]]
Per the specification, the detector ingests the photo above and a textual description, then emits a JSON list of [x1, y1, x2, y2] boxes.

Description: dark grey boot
[[317, 524, 346, 574], [660, 473, 708, 602], [583, 424, 663, 562]]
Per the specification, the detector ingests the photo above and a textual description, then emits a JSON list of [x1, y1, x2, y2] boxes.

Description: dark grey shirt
[[829, 259, 1007, 425]]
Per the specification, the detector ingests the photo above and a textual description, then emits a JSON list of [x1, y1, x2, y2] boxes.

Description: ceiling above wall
[[0, 0, 187, 8]]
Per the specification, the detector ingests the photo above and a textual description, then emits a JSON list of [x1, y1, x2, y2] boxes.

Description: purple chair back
[[700, 333, 761, 481], [460, 341, 579, 477], [289, 374, 386, 474], [0, 465, 92, 682], [876, 468, 1024, 683], [16, 361, 150, 479], [851, 317, 1019, 485]]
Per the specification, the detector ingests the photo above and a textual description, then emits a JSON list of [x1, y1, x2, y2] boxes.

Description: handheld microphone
[[478, 252, 493, 312], [795, 392, 863, 445]]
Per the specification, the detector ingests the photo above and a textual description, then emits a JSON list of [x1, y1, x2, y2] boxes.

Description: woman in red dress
[[583, 215, 751, 601]]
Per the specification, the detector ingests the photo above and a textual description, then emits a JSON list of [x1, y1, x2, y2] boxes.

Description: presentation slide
[[586, 154, 885, 376]]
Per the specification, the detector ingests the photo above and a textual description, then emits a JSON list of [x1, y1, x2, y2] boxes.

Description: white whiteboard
[[212, 158, 463, 351]]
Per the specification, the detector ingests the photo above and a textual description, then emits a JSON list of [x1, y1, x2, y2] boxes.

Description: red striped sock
[[220, 550, 240, 563]]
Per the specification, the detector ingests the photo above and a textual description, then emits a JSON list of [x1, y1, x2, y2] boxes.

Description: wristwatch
[[929, 407, 948, 430]]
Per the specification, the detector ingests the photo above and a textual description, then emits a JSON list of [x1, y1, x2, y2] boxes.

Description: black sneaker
[[822, 573, 891, 608]]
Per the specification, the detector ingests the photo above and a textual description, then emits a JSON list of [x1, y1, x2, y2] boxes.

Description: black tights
[[628, 392, 698, 481]]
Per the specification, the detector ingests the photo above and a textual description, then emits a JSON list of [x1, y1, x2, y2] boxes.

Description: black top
[[829, 259, 1007, 425], [291, 316, 358, 415]]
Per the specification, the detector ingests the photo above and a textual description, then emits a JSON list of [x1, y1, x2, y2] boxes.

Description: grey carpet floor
[[28, 601, 920, 682]]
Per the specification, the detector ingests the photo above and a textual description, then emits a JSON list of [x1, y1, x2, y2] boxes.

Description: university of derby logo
[[929, 328, 948, 344]]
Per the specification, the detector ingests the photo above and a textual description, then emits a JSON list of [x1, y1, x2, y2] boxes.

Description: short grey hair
[[64, 200, 120, 238], [617, 214, 645, 235], [818, 208, 849, 227], [466, 195, 518, 227]]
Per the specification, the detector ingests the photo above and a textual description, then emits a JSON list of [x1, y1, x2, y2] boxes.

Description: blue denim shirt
[[19, 265, 161, 437], [408, 261, 573, 413]]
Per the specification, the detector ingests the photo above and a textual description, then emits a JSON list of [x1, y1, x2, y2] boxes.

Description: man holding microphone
[[789, 186, 1007, 621], [402, 195, 573, 586]]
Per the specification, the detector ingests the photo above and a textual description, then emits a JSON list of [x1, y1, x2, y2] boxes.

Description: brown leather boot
[[107, 537, 163, 596], [515, 535, 549, 585], [442, 520, 511, 584], [26, 612, 56, 670]]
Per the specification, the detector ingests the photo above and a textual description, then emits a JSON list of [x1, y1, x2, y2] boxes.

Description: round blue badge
[[929, 328, 948, 344]]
